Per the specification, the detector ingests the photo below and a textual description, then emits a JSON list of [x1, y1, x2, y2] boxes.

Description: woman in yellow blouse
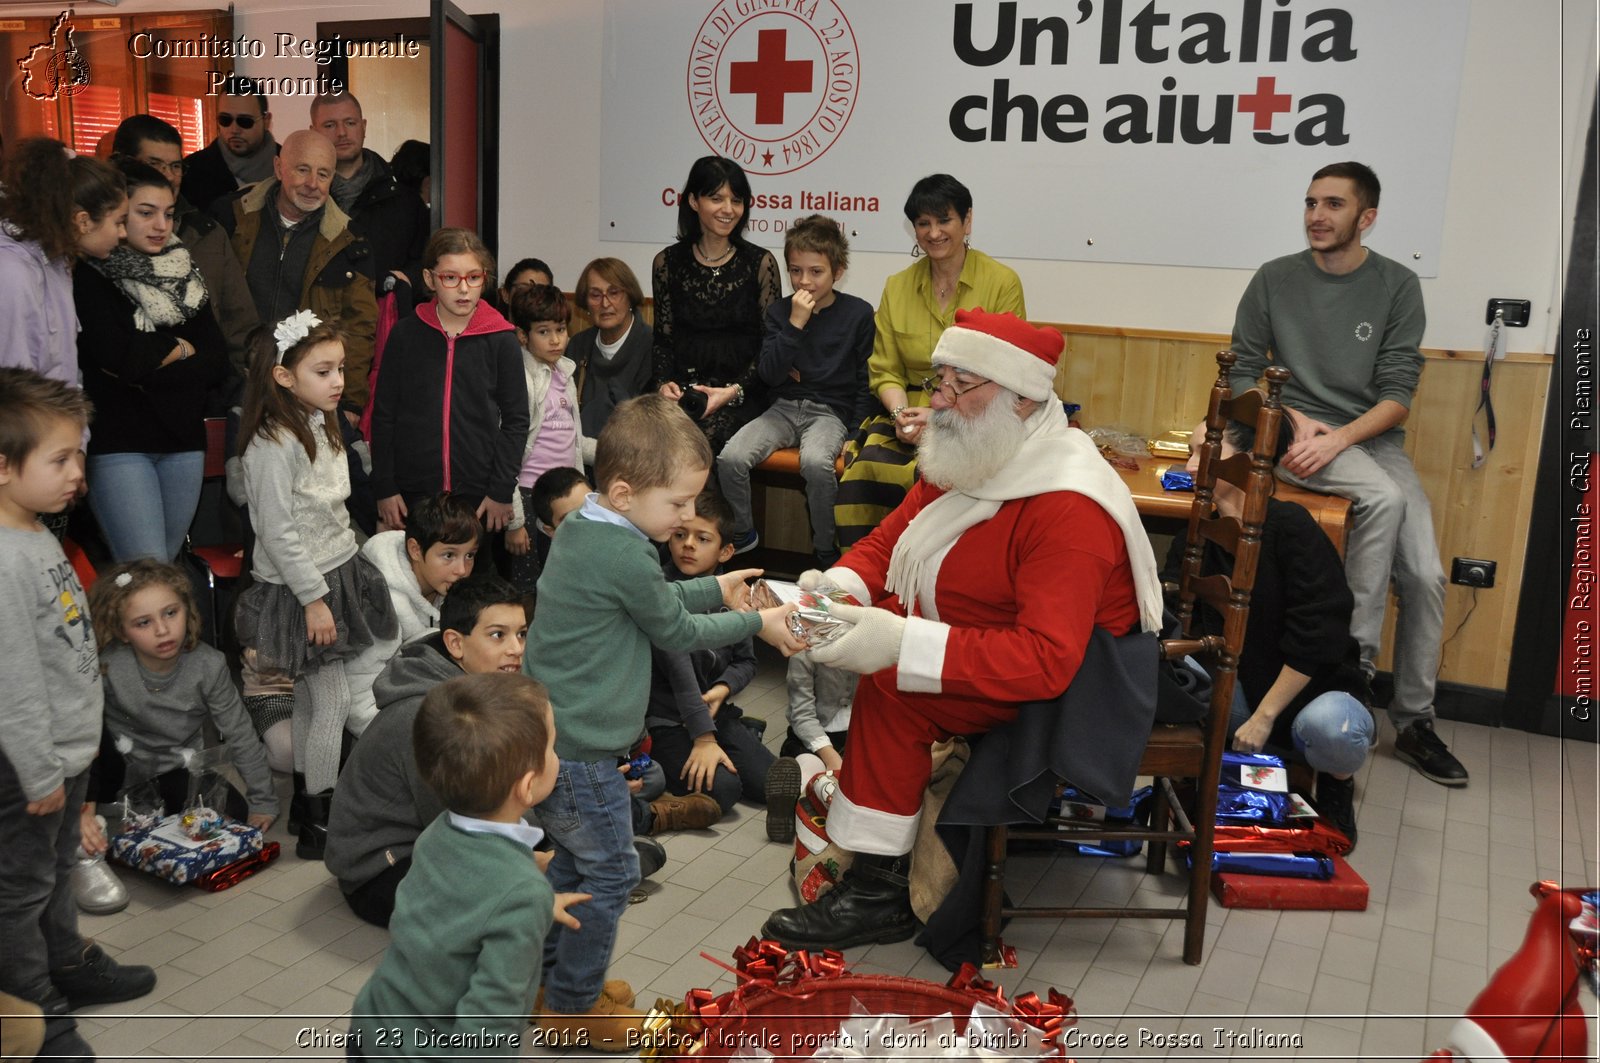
[[833, 174, 1026, 550]]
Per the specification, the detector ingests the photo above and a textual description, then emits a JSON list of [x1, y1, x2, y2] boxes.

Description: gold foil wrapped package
[[1147, 429, 1192, 458], [753, 579, 859, 647]]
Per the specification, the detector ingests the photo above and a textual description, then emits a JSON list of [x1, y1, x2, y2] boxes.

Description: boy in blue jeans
[[717, 214, 874, 566], [0, 369, 156, 1061], [525, 395, 801, 1049], [648, 489, 777, 818]]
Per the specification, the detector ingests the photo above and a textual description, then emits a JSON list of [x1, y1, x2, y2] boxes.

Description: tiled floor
[[70, 648, 1599, 1061]]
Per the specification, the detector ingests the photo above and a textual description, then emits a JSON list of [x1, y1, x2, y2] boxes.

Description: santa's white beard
[[918, 390, 1027, 493]]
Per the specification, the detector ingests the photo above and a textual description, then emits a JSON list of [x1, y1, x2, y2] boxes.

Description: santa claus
[[762, 308, 1166, 950]]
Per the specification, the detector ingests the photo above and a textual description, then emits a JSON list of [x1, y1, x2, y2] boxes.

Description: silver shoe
[[73, 818, 129, 915]]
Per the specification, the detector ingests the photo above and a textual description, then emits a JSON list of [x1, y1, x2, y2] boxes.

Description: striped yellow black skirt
[[833, 412, 919, 549]]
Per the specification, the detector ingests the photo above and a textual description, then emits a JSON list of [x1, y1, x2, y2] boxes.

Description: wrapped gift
[[1210, 852, 1368, 910], [111, 813, 269, 887], [754, 579, 860, 647]]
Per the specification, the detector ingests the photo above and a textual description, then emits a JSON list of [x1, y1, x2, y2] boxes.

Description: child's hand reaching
[[305, 600, 337, 645], [758, 603, 806, 656], [247, 812, 277, 832], [506, 526, 531, 556], [683, 734, 734, 794], [552, 891, 592, 931], [78, 803, 107, 855], [717, 568, 762, 611]]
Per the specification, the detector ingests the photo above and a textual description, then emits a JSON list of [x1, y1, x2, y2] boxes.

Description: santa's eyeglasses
[[921, 373, 995, 401]]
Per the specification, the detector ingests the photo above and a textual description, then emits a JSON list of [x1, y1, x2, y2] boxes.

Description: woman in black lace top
[[652, 156, 781, 452]]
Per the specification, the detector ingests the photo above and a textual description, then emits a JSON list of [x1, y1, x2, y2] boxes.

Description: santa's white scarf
[[883, 399, 1164, 632]]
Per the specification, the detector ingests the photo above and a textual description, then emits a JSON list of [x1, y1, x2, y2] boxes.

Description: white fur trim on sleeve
[[897, 615, 949, 694], [828, 566, 871, 608]]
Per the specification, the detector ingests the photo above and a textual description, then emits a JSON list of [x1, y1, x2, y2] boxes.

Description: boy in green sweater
[[525, 395, 800, 1050], [350, 672, 586, 1059]]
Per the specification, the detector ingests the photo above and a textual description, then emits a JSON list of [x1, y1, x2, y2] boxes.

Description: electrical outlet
[[1485, 299, 1530, 327], [1451, 557, 1497, 588]]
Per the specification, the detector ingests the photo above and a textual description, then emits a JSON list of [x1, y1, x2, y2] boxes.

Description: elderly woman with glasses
[[832, 173, 1025, 549], [567, 257, 653, 446]]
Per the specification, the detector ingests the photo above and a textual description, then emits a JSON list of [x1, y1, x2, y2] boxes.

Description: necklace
[[696, 240, 735, 276]]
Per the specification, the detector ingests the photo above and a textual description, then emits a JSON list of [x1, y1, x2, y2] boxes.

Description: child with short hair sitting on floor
[[349, 671, 587, 1058], [765, 654, 856, 842], [648, 488, 777, 819]]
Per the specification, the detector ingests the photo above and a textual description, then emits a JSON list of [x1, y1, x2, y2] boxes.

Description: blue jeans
[[0, 753, 89, 1006], [717, 399, 849, 555], [87, 450, 205, 562], [1228, 685, 1375, 776], [536, 758, 639, 1012]]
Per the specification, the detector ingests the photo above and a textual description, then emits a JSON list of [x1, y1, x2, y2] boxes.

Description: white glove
[[809, 602, 905, 675]]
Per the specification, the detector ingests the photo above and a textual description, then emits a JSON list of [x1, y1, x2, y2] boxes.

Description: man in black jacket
[[310, 92, 429, 300], [180, 75, 277, 214]]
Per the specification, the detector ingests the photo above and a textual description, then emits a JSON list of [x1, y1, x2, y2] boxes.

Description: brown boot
[[535, 992, 648, 1053], [533, 979, 635, 1013], [647, 792, 721, 834]]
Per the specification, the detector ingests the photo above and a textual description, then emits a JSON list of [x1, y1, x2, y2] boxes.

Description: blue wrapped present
[[111, 814, 266, 886]]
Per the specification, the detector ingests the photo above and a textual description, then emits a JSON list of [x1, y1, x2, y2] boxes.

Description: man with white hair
[[762, 309, 1166, 950]]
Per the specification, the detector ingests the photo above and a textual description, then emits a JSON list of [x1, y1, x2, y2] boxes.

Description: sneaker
[[1315, 772, 1358, 853], [647, 792, 721, 834], [533, 980, 636, 1014], [765, 756, 803, 844], [71, 847, 128, 915], [730, 529, 759, 554], [1394, 720, 1469, 787], [634, 836, 667, 880], [534, 991, 648, 1053], [737, 714, 768, 738], [50, 942, 156, 1009]]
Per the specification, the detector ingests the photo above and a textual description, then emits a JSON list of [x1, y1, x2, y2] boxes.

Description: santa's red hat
[[930, 308, 1064, 402]]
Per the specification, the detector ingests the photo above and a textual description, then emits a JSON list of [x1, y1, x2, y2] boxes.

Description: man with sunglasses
[[761, 309, 1165, 951], [181, 75, 277, 215]]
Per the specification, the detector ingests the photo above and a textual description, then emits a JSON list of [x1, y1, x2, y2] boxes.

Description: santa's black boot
[[761, 852, 918, 950]]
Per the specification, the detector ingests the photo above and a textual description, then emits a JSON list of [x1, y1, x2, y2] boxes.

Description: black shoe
[[36, 987, 93, 1062], [50, 942, 156, 1009], [765, 757, 803, 844], [634, 836, 667, 880], [1394, 720, 1469, 787], [1315, 773, 1358, 853], [288, 772, 309, 834], [294, 788, 332, 860], [761, 853, 919, 949]]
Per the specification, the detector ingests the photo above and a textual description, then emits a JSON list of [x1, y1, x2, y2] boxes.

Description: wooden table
[[1115, 456, 1351, 557]]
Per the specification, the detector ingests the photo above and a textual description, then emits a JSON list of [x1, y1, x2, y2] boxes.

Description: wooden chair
[[978, 351, 1291, 966]]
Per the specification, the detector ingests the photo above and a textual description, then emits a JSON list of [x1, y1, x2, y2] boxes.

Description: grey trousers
[[717, 399, 849, 556], [1278, 435, 1446, 731]]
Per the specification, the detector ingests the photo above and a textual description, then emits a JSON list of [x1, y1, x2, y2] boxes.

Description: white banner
[[599, 0, 1469, 274]]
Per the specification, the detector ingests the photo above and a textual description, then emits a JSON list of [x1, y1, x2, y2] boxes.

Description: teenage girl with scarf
[[73, 160, 227, 562]]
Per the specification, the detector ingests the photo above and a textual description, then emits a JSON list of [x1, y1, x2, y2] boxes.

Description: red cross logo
[[729, 28, 813, 125], [1237, 76, 1293, 132]]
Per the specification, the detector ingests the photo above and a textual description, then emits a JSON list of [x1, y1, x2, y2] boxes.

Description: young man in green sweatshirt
[[1229, 160, 1466, 788]]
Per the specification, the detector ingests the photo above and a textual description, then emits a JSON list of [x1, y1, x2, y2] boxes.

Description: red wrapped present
[[1211, 852, 1368, 910]]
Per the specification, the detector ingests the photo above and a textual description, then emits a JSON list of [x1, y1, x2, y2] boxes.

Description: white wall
[[11, 0, 1588, 353]]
